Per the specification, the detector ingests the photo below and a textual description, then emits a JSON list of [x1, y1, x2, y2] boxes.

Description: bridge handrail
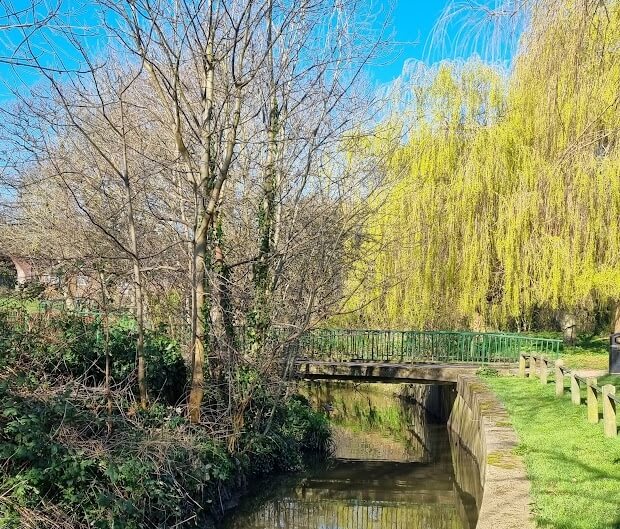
[[297, 329, 562, 364], [303, 327, 561, 337]]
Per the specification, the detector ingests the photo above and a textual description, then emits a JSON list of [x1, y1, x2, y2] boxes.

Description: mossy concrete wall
[[448, 375, 533, 529], [400, 382, 456, 423]]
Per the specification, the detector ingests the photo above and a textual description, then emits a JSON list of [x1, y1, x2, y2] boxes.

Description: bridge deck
[[295, 360, 510, 383]]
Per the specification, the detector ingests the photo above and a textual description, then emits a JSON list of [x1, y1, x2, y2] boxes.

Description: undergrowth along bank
[[0, 310, 330, 529]]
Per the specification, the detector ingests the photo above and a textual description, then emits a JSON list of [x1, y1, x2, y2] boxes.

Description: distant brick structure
[[1, 255, 100, 306], [1, 255, 52, 287]]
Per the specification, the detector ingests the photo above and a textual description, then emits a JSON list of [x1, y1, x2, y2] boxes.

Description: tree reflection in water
[[221, 382, 481, 529]]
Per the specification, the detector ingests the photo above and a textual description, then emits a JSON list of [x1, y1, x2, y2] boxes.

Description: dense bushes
[[0, 309, 330, 528], [0, 383, 234, 528], [0, 310, 187, 405], [239, 395, 331, 475], [0, 385, 329, 528]]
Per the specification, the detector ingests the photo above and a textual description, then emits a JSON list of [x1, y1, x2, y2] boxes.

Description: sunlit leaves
[[346, 2, 620, 329]]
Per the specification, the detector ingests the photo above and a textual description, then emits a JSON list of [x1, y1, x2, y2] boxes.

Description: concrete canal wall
[[307, 378, 535, 529], [448, 375, 534, 529]]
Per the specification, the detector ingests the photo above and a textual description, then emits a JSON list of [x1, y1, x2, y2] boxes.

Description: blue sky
[[371, 0, 518, 85], [373, 1, 449, 83], [0, 0, 515, 98]]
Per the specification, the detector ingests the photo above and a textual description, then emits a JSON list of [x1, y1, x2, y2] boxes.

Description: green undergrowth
[[485, 376, 620, 529], [562, 334, 609, 371], [0, 310, 330, 529], [0, 383, 328, 529]]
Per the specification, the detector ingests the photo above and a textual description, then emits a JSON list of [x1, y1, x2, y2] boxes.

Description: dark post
[[610, 334, 620, 375]]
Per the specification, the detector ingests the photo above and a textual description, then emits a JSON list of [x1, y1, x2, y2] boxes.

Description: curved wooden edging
[[448, 375, 534, 529]]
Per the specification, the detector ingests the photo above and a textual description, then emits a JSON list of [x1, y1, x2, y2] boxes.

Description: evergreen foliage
[[0, 310, 330, 528]]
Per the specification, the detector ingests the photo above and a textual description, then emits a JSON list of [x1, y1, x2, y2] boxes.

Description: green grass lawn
[[563, 334, 610, 370], [486, 376, 620, 529], [526, 332, 611, 371]]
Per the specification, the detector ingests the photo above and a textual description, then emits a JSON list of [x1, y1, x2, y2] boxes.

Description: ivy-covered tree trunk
[[248, 31, 279, 358], [210, 218, 235, 384], [249, 147, 277, 358]]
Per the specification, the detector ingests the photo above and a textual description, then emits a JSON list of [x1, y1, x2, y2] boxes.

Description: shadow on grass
[[566, 334, 609, 356]]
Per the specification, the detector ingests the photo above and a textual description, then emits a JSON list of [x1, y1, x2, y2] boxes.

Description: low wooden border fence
[[519, 353, 619, 438]]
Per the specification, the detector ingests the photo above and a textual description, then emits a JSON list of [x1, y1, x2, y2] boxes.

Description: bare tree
[[1, 0, 389, 431], [0, 0, 74, 69]]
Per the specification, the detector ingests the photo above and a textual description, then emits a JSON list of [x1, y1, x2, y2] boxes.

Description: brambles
[[0, 309, 329, 528]]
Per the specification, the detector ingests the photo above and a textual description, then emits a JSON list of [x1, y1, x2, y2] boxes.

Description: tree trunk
[[120, 103, 148, 409], [249, 20, 279, 357], [188, 217, 208, 423], [612, 302, 620, 334], [471, 312, 486, 332], [560, 311, 577, 345], [132, 258, 148, 408], [62, 274, 76, 310], [187, 34, 215, 424], [98, 270, 113, 434], [210, 217, 235, 383]]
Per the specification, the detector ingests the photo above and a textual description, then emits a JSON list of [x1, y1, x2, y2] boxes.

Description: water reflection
[[220, 382, 481, 529], [303, 381, 441, 463]]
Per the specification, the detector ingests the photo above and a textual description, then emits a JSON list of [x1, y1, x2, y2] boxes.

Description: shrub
[[0, 311, 331, 528], [0, 309, 187, 405], [0, 383, 233, 529]]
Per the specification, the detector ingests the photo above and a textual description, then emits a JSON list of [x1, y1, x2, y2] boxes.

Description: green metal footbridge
[[294, 329, 562, 383], [297, 329, 562, 364]]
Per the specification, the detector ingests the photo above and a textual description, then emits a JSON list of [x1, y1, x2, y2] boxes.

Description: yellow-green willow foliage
[[345, 0, 620, 330]]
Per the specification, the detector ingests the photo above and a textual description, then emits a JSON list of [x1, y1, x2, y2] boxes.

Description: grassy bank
[[485, 376, 620, 529], [526, 332, 610, 371], [562, 335, 609, 371]]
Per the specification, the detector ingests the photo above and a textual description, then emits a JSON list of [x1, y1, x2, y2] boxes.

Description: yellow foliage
[[344, 2, 620, 329]]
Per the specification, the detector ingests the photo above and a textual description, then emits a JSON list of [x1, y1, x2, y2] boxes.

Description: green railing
[[296, 329, 562, 364]]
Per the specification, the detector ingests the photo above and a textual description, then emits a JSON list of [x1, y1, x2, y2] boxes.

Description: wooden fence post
[[540, 357, 548, 385], [555, 359, 564, 397], [586, 378, 598, 424], [571, 374, 581, 405], [528, 355, 536, 379], [519, 354, 526, 378], [602, 385, 617, 438]]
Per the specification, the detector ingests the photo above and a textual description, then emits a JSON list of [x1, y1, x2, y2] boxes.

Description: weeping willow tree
[[345, 0, 620, 332]]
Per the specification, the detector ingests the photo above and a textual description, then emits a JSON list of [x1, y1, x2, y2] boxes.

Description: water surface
[[220, 382, 481, 529]]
